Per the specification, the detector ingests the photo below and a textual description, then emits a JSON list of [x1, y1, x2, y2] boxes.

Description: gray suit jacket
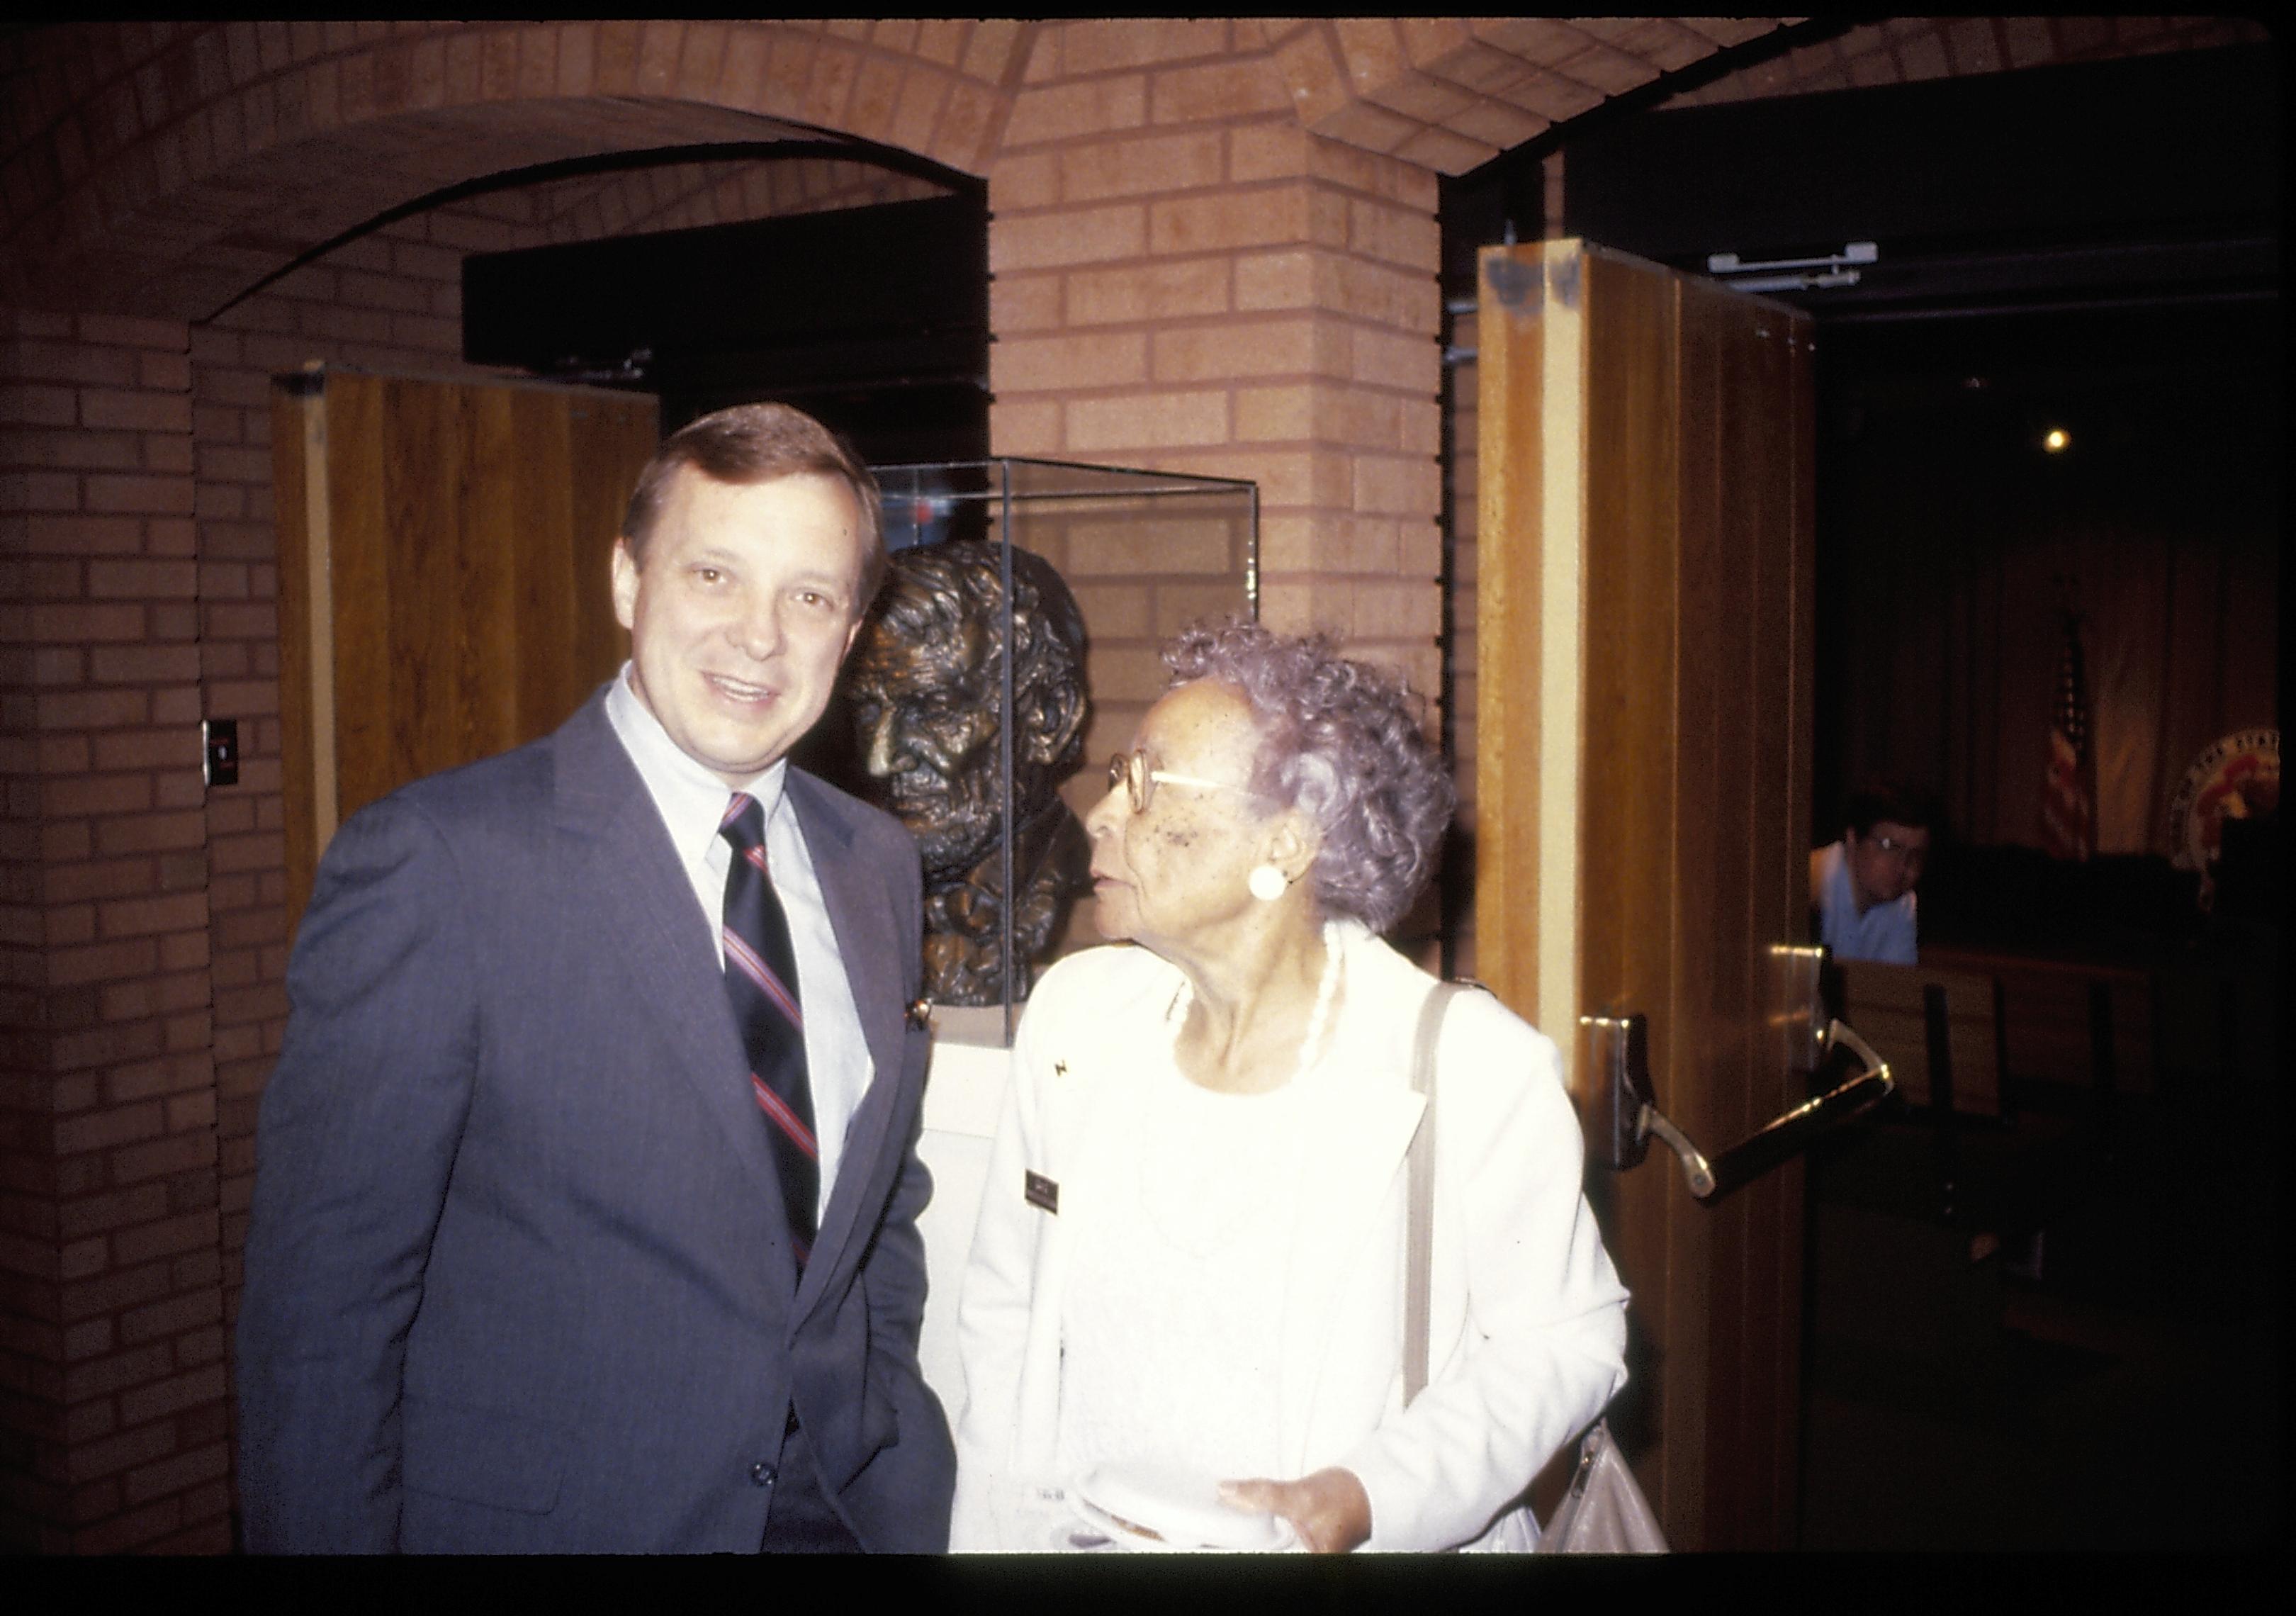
[[235, 688, 955, 1552]]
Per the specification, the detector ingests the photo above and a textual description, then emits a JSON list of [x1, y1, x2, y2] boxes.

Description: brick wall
[[2, 308, 229, 1552], [985, 19, 1448, 750], [979, 22, 1453, 965], [514, 155, 943, 245]]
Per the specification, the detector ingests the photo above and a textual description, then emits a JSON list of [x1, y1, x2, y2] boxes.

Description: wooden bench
[[1925, 947, 2155, 1090], [1830, 946, 2239, 1276], [1833, 960, 2006, 1118], [1924, 947, 2166, 1156], [1829, 960, 2009, 1225]]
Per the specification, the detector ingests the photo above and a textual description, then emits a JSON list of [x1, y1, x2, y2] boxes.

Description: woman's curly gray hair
[[1163, 619, 1454, 933]]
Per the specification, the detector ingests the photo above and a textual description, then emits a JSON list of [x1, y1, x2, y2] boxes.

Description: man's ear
[[610, 539, 639, 632]]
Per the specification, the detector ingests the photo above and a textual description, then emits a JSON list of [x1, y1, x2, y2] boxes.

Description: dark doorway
[[1813, 296, 2281, 866], [462, 185, 990, 464], [1442, 38, 2281, 1549]]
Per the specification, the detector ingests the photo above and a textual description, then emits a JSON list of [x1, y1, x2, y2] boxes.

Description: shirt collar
[[605, 661, 787, 863]]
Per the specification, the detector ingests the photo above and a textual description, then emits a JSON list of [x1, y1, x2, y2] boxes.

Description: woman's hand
[[1219, 1466, 1372, 1554]]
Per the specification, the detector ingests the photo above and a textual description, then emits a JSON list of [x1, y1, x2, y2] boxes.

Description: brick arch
[[1250, 16, 1793, 173], [0, 18, 1035, 320], [13, 17, 2258, 323]]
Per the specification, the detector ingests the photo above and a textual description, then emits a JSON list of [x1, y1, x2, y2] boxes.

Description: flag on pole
[[2041, 608, 2094, 860]]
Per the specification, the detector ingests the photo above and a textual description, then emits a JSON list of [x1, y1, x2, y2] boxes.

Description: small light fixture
[[2042, 427, 2071, 454]]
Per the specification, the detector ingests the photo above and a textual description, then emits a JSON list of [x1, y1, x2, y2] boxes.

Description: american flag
[[2041, 609, 2093, 860]]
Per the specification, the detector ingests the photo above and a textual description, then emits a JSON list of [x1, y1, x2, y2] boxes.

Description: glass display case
[[835, 457, 1259, 1043]]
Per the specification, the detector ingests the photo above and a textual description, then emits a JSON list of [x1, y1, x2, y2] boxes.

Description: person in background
[[1811, 782, 1935, 965], [236, 403, 955, 1552], [952, 620, 1628, 1552]]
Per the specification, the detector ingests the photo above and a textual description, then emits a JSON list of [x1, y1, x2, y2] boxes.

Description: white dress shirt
[[605, 664, 874, 1216]]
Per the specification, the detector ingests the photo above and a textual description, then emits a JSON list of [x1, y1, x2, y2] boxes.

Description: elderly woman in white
[[952, 621, 1628, 1553]]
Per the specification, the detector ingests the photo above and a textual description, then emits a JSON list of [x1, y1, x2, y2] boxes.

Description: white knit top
[[1054, 1032, 1326, 1484]]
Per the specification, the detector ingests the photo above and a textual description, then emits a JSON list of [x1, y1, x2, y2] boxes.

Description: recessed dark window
[[463, 189, 989, 464]]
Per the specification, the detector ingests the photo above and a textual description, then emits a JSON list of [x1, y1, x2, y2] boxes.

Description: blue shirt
[[1813, 839, 1918, 965]]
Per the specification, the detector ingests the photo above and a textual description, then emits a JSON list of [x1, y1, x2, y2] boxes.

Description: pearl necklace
[[1169, 921, 1343, 1092]]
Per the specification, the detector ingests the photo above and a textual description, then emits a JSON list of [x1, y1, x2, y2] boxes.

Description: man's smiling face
[[612, 466, 867, 785]]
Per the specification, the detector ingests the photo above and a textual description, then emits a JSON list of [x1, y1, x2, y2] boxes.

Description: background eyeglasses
[[1106, 751, 1248, 814]]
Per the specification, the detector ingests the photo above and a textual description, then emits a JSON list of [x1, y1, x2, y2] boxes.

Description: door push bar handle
[[1577, 1011, 1894, 1203]]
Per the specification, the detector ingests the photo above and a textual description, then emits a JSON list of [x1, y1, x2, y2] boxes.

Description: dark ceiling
[[1446, 42, 2280, 322]]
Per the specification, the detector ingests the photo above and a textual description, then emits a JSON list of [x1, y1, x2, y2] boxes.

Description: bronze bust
[[845, 539, 1092, 1006]]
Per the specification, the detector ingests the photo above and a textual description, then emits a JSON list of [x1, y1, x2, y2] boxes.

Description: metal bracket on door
[[1578, 976, 1893, 1203]]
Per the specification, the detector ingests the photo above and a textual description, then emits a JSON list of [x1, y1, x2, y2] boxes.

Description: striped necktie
[[720, 792, 818, 1272]]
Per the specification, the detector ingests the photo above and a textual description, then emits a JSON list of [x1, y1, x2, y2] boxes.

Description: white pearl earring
[[1247, 864, 1288, 903]]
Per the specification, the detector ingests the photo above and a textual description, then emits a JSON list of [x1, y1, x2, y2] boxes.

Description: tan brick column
[[1, 309, 229, 1554], [984, 21, 1446, 716]]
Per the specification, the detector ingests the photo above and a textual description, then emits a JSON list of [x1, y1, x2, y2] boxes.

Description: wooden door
[[273, 367, 659, 931], [1475, 240, 1817, 1549]]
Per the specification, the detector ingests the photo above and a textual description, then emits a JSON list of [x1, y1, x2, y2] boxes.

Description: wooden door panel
[[568, 393, 648, 712], [320, 369, 391, 836], [1577, 247, 1704, 1532], [385, 376, 468, 798], [503, 388, 573, 744], [1470, 253, 1550, 1023], [1682, 267, 1750, 1548], [1711, 275, 1811, 1547], [458, 386, 523, 762], [1477, 241, 1816, 1549], [273, 368, 658, 931]]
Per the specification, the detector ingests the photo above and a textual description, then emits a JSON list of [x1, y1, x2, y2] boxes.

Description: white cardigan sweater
[[950, 926, 1630, 1552]]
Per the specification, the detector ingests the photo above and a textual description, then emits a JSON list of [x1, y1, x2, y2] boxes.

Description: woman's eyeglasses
[[1106, 751, 1249, 814]]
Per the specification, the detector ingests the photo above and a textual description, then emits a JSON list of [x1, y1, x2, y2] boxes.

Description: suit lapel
[[787, 772, 905, 1315], [551, 694, 780, 1190]]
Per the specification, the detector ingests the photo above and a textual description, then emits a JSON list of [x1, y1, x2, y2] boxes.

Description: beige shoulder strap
[[1403, 980, 1469, 1405]]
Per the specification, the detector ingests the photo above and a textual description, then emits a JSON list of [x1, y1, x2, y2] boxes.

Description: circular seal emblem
[[2166, 728, 2279, 881]]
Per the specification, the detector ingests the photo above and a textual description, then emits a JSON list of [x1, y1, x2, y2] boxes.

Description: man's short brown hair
[[620, 402, 887, 611], [1845, 780, 1936, 840]]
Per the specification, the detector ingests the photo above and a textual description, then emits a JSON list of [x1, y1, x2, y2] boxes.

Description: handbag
[[1404, 982, 1667, 1554], [1538, 1418, 1668, 1553]]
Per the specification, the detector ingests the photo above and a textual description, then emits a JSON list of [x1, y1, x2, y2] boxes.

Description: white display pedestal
[[913, 1006, 1016, 1423]]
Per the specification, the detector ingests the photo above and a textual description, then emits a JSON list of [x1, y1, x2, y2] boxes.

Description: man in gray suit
[[236, 403, 955, 1552]]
